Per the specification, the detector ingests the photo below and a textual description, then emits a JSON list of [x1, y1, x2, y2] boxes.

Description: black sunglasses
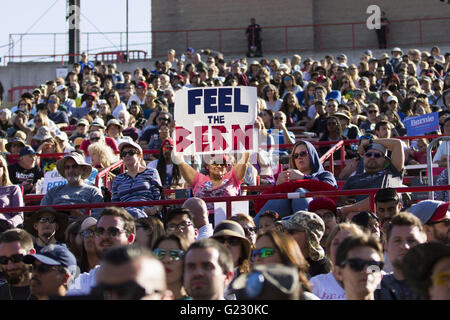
[[292, 151, 308, 159], [0, 254, 24, 265], [339, 258, 384, 272], [368, 110, 377, 114], [365, 152, 383, 158], [94, 227, 126, 238], [38, 217, 56, 224], [273, 116, 284, 120], [120, 149, 139, 158], [214, 236, 242, 247], [90, 137, 101, 142]]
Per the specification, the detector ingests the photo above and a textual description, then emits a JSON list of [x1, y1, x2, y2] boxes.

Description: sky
[[0, 0, 151, 62]]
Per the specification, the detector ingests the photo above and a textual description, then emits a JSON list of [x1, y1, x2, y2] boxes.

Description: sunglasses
[[32, 263, 58, 274], [80, 230, 95, 238], [252, 248, 277, 260], [339, 258, 384, 272], [94, 227, 126, 238], [120, 149, 139, 158], [92, 281, 149, 300], [214, 236, 242, 247], [158, 118, 170, 122], [365, 152, 383, 158], [153, 248, 184, 261], [432, 271, 450, 287], [292, 151, 308, 159], [64, 164, 79, 170], [273, 116, 284, 120], [90, 137, 101, 142], [210, 162, 227, 167], [38, 217, 56, 224], [368, 110, 378, 114], [0, 254, 24, 265], [428, 219, 450, 227], [243, 227, 257, 237]]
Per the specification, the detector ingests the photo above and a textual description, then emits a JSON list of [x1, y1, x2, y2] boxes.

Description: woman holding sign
[[175, 152, 250, 215]]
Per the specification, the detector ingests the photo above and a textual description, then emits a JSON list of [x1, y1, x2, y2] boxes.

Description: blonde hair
[[0, 155, 12, 186], [0, 138, 7, 153], [87, 142, 118, 168]]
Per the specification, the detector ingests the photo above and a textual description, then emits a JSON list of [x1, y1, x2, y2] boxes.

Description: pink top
[[191, 167, 243, 214]]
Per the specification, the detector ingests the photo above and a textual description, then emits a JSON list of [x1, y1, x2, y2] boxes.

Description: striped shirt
[[111, 168, 162, 218]]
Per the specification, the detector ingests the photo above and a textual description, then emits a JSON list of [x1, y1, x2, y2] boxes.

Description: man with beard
[[25, 207, 68, 254], [23, 244, 77, 300], [183, 238, 234, 300], [0, 229, 36, 300], [40, 152, 103, 218], [408, 200, 449, 245], [66, 207, 135, 296], [338, 138, 405, 219], [375, 212, 426, 300]]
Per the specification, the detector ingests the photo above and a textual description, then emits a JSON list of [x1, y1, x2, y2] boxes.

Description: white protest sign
[[174, 86, 258, 156], [56, 67, 69, 79], [42, 169, 67, 194]]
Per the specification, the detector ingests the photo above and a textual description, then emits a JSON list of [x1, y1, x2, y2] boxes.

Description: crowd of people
[[0, 43, 449, 300]]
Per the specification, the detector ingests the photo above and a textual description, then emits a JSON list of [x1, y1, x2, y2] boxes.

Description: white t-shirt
[[111, 103, 127, 119], [66, 264, 100, 296], [433, 140, 450, 163], [309, 272, 346, 300], [264, 99, 283, 112]]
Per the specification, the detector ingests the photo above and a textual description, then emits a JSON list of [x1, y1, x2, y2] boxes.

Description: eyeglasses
[[368, 110, 378, 114], [427, 219, 450, 227], [158, 118, 170, 122], [92, 281, 152, 300], [432, 271, 450, 287], [32, 263, 58, 274], [64, 164, 79, 170], [90, 137, 101, 142], [339, 258, 384, 272], [210, 162, 227, 167], [0, 254, 24, 265], [214, 236, 242, 247], [252, 248, 277, 260], [273, 116, 284, 120], [166, 221, 193, 232], [292, 151, 308, 159], [120, 149, 139, 158], [153, 248, 184, 261], [38, 217, 56, 224], [365, 152, 383, 158], [80, 229, 95, 238], [94, 227, 127, 238]]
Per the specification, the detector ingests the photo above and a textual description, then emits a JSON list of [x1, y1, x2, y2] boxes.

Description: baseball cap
[[408, 200, 450, 224], [24, 244, 77, 272], [19, 146, 36, 157], [56, 85, 67, 92], [387, 95, 398, 103], [338, 53, 347, 60], [365, 143, 389, 158], [230, 263, 300, 300], [136, 81, 148, 89], [80, 217, 97, 233], [118, 141, 143, 154], [83, 92, 97, 100], [77, 118, 89, 127], [308, 197, 337, 215]]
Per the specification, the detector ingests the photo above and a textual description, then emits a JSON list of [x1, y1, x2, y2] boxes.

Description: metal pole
[[126, 0, 129, 62]]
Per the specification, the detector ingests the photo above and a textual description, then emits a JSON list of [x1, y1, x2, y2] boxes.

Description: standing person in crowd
[[112, 141, 162, 218], [309, 223, 367, 300], [24, 244, 77, 300], [335, 234, 384, 300], [402, 242, 450, 300], [375, 212, 426, 300], [24, 207, 67, 254], [0, 229, 36, 300], [278, 210, 331, 277], [0, 155, 24, 228], [246, 17, 262, 57], [183, 238, 234, 300], [153, 233, 190, 300], [93, 245, 172, 300], [134, 216, 165, 249], [67, 207, 136, 296]]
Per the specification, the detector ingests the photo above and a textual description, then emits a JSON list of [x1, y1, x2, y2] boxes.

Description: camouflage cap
[[279, 210, 325, 261]]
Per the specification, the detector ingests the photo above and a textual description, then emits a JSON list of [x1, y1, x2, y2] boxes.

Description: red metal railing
[[8, 85, 37, 102]]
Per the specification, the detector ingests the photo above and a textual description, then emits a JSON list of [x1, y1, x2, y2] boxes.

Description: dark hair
[[0, 228, 33, 251], [135, 217, 165, 249], [375, 187, 400, 203], [157, 144, 181, 188], [185, 238, 233, 275], [385, 211, 425, 243], [152, 233, 190, 252], [98, 207, 136, 236], [335, 234, 383, 268], [163, 207, 194, 227], [375, 120, 390, 132], [0, 219, 13, 233]]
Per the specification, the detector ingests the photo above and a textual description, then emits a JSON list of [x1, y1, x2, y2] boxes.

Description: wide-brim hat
[[333, 112, 351, 121], [32, 126, 53, 141], [212, 220, 251, 260], [5, 138, 26, 152], [106, 118, 123, 130], [24, 207, 69, 238], [56, 152, 92, 180]]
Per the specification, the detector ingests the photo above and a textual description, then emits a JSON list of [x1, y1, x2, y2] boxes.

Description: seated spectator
[[267, 111, 296, 156], [164, 207, 198, 246], [64, 218, 84, 263], [334, 234, 384, 300], [351, 211, 381, 239], [176, 152, 249, 216], [24, 207, 68, 253], [254, 140, 337, 223], [278, 210, 331, 277], [262, 84, 283, 112], [118, 110, 140, 142], [257, 210, 281, 234], [96, 99, 114, 124], [181, 197, 213, 241], [55, 132, 74, 154], [69, 118, 89, 144], [35, 136, 63, 174], [40, 152, 103, 218], [335, 111, 362, 140], [147, 138, 184, 189], [79, 128, 119, 159], [307, 197, 339, 247], [401, 242, 450, 300], [47, 95, 69, 129], [0, 108, 11, 132], [134, 216, 165, 249], [8, 146, 42, 194], [105, 118, 132, 147], [433, 117, 450, 167], [139, 110, 172, 148], [229, 213, 258, 246], [128, 101, 147, 130], [279, 92, 308, 128], [7, 111, 32, 141], [0, 155, 24, 228], [70, 92, 98, 121], [309, 223, 366, 300], [152, 233, 190, 300], [77, 217, 100, 273], [112, 141, 162, 218], [5, 138, 26, 165], [318, 115, 356, 161], [260, 109, 274, 130]]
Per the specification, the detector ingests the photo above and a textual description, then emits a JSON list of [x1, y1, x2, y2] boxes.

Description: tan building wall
[[151, 0, 450, 57]]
